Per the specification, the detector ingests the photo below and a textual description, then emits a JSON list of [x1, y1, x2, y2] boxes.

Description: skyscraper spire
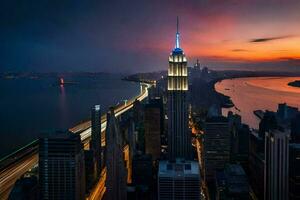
[[177, 16, 179, 34], [175, 16, 180, 49]]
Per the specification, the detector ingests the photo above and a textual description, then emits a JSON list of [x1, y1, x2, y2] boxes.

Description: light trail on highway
[[0, 83, 150, 199]]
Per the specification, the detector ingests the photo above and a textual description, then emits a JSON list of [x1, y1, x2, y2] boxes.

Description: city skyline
[[1, 2, 300, 199], [1, 0, 300, 73]]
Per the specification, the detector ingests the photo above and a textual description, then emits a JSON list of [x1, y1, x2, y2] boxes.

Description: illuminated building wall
[[168, 54, 188, 91]]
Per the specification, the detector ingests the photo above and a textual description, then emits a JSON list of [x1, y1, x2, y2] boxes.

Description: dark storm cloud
[[249, 35, 294, 43]]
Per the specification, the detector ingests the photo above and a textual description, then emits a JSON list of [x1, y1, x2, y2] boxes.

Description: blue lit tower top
[[174, 16, 182, 53], [168, 17, 188, 91]]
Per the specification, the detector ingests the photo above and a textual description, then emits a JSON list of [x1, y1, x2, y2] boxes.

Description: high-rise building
[[215, 164, 249, 200], [277, 103, 299, 122], [132, 100, 145, 152], [228, 112, 249, 166], [144, 98, 163, 161], [105, 108, 127, 200], [203, 116, 230, 181], [167, 17, 191, 160], [158, 159, 201, 200], [84, 150, 97, 191], [132, 154, 153, 188], [289, 144, 300, 200], [9, 176, 38, 200], [264, 129, 289, 200], [39, 131, 86, 200], [291, 114, 300, 143], [90, 105, 102, 176], [248, 130, 264, 200]]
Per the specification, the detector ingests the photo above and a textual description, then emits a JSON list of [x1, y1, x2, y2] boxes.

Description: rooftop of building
[[171, 48, 184, 55], [216, 164, 249, 194], [40, 130, 78, 139], [206, 116, 228, 123], [225, 164, 246, 176], [267, 129, 290, 138], [145, 97, 163, 108], [9, 176, 38, 197], [289, 143, 300, 148], [250, 130, 263, 140], [158, 159, 200, 177]]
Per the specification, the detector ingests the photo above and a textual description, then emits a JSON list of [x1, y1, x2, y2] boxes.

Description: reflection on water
[[215, 77, 300, 129], [59, 85, 68, 128], [0, 74, 140, 158]]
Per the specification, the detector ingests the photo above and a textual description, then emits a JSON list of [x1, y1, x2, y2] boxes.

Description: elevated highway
[[0, 82, 150, 199]]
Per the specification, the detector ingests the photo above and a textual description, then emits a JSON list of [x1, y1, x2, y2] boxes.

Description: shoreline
[[212, 75, 300, 111], [0, 77, 145, 161]]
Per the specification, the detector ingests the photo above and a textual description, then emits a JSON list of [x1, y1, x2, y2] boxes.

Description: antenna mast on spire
[[177, 16, 179, 34], [175, 16, 180, 49]]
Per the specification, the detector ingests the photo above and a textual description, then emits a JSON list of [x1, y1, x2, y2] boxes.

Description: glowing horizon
[[1, 0, 300, 72]]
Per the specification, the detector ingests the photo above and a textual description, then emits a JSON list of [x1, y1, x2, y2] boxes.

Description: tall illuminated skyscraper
[[167, 17, 191, 160]]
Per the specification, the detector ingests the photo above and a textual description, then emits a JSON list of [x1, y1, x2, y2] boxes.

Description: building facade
[[203, 116, 230, 181], [249, 130, 265, 200], [39, 131, 85, 200], [90, 105, 102, 177], [158, 160, 201, 200], [144, 97, 163, 161], [105, 108, 127, 200], [289, 144, 300, 200], [264, 129, 289, 200], [216, 164, 249, 200], [167, 18, 191, 161]]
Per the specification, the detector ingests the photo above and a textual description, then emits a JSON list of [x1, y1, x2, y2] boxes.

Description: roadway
[[0, 83, 150, 199], [86, 168, 107, 200]]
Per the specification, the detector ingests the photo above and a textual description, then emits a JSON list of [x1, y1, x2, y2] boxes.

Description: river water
[[215, 77, 300, 129], [0, 73, 140, 158]]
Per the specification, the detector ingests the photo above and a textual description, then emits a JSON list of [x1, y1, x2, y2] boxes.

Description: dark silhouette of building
[[277, 103, 299, 122], [8, 176, 38, 200], [90, 105, 102, 176], [264, 129, 289, 200], [39, 131, 85, 200], [167, 17, 191, 160], [144, 98, 163, 161], [228, 112, 250, 167], [203, 116, 230, 181], [84, 150, 97, 192], [133, 99, 144, 124], [132, 100, 145, 153], [215, 164, 249, 200], [249, 130, 264, 200], [105, 108, 127, 200], [259, 111, 278, 138], [132, 154, 153, 189], [289, 144, 300, 200], [291, 114, 300, 143]]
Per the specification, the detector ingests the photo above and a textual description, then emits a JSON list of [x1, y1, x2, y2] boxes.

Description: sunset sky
[[1, 0, 300, 72]]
